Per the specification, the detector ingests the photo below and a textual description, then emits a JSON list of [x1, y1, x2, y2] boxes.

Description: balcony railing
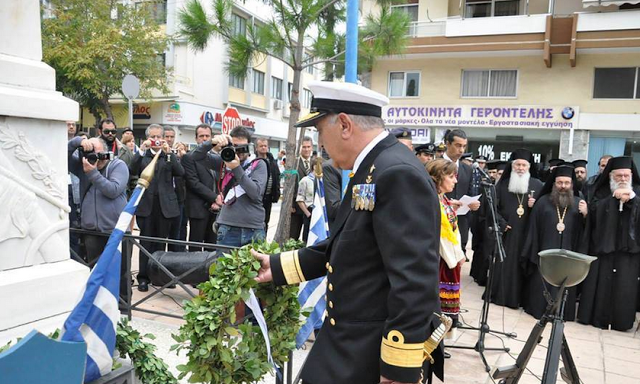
[[407, 21, 446, 38]]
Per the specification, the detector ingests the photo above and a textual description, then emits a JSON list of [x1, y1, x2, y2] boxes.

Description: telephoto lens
[[220, 145, 236, 162]]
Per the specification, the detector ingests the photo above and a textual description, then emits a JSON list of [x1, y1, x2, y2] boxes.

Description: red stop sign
[[222, 107, 241, 135]]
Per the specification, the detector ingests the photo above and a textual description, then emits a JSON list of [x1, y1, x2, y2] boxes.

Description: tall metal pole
[[345, 0, 359, 84], [128, 98, 133, 132]]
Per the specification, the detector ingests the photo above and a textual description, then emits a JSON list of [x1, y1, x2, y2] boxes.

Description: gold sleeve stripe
[[380, 330, 424, 368], [281, 250, 305, 285]]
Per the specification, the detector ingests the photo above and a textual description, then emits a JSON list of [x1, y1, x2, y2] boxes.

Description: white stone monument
[[0, 0, 89, 343]]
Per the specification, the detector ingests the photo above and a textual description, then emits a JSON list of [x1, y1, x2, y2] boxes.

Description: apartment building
[[367, 0, 640, 176], [79, 0, 321, 151]]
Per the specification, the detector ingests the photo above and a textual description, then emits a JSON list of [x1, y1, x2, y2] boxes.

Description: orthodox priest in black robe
[[578, 156, 640, 331], [491, 149, 543, 309], [522, 165, 589, 321]]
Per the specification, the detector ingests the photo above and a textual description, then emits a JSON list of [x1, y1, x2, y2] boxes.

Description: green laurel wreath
[[172, 240, 305, 384]]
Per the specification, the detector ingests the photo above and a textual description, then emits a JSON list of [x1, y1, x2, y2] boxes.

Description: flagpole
[[61, 150, 162, 383]]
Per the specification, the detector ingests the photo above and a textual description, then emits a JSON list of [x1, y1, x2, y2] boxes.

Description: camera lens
[[220, 146, 236, 162], [86, 153, 99, 165]]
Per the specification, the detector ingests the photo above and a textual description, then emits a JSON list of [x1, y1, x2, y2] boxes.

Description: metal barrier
[[69, 228, 296, 384]]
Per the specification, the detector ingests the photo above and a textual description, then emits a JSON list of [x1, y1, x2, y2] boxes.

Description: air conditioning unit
[[273, 99, 284, 110]]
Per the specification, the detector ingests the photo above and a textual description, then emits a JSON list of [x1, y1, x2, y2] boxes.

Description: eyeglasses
[[103, 129, 117, 135]]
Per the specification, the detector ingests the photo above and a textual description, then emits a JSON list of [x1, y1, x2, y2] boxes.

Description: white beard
[[508, 172, 531, 194], [610, 176, 631, 193]]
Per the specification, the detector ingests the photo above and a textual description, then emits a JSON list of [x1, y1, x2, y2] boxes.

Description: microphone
[[472, 162, 491, 180]]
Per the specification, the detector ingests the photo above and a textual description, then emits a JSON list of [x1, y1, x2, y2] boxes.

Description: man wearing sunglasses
[[97, 118, 134, 166]]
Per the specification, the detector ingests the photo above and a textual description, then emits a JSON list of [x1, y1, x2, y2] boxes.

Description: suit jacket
[[129, 150, 184, 218], [181, 149, 222, 219], [446, 161, 473, 200], [270, 135, 443, 384]]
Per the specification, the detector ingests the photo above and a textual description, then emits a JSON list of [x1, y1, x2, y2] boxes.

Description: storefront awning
[[583, 0, 640, 7]]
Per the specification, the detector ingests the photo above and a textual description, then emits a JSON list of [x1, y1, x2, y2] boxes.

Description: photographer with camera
[[129, 124, 185, 291], [67, 136, 129, 264], [191, 126, 268, 248], [97, 118, 134, 166]]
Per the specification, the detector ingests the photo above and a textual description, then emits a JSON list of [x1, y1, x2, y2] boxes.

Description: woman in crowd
[[426, 159, 466, 347]]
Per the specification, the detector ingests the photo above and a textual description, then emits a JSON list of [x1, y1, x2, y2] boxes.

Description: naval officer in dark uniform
[[252, 81, 445, 384]]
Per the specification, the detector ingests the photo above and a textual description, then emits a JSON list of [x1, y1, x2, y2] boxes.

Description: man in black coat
[[256, 138, 281, 230], [129, 124, 185, 291], [442, 129, 480, 255], [182, 124, 221, 251], [252, 81, 444, 384]]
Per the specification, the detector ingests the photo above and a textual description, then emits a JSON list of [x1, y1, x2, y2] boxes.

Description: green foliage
[[41, 0, 171, 122], [116, 319, 178, 384], [172, 241, 303, 383]]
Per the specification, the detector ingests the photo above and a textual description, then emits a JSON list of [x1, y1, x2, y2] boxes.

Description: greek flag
[[295, 174, 330, 348], [61, 187, 145, 383]]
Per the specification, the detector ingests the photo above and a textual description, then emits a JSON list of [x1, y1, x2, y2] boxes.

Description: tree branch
[[312, 0, 342, 21]]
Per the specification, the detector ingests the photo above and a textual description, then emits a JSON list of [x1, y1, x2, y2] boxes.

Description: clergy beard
[[576, 179, 584, 191], [508, 172, 531, 194], [610, 177, 631, 193], [550, 185, 574, 208]]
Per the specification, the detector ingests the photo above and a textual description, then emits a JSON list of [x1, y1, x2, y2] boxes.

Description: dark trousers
[[136, 197, 174, 283], [301, 208, 313, 243], [458, 215, 470, 255], [169, 204, 187, 252], [263, 199, 273, 230], [188, 213, 217, 252], [290, 212, 304, 240]]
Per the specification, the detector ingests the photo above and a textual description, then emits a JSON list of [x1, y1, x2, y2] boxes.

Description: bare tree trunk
[[274, 38, 306, 245]]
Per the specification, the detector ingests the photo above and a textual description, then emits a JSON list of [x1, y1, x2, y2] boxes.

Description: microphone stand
[[447, 173, 516, 372]]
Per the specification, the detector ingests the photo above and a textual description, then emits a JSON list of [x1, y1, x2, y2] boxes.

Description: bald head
[[88, 138, 104, 153]]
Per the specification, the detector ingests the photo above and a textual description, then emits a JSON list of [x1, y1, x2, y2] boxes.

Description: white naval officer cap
[[295, 81, 390, 128]]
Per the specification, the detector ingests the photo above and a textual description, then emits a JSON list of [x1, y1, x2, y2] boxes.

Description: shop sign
[[164, 102, 183, 123], [200, 109, 256, 130], [386, 127, 431, 144], [383, 105, 579, 129], [133, 104, 151, 120], [475, 144, 543, 162]]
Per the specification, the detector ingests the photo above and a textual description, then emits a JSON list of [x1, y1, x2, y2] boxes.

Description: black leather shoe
[[444, 351, 452, 359], [138, 281, 149, 292]]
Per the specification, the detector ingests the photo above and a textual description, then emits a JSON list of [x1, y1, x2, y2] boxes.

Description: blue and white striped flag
[[295, 173, 330, 348], [61, 186, 145, 383]]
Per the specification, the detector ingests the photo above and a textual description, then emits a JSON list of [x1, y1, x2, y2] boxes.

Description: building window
[[231, 13, 247, 37], [229, 73, 245, 89], [593, 68, 640, 99], [252, 69, 265, 95], [271, 77, 283, 100], [461, 69, 517, 98], [389, 71, 420, 97], [135, 0, 167, 24], [465, 0, 519, 18], [302, 88, 312, 108], [288, 82, 293, 101], [390, 4, 419, 22], [304, 53, 314, 74]]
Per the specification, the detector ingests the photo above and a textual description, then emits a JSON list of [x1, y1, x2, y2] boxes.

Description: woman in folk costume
[[427, 159, 466, 340]]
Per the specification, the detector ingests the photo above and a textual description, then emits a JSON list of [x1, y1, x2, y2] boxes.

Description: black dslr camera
[[220, 143, 252, 162], [81, 149, 113, 165]]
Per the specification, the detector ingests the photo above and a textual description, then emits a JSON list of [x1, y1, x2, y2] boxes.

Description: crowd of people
[[65, 80, 640, 383], [66, 119, 314, 293], [404, 126, 640, 334]]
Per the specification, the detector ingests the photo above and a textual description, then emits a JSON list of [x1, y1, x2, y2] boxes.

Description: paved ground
[[126, 202, 640, 383]]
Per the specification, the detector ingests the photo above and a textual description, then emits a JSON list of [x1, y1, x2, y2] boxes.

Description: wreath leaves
[[172, 240, 305, 383]]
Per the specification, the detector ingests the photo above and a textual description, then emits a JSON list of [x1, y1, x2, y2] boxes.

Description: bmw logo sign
[[561, 107, 575, 120]]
